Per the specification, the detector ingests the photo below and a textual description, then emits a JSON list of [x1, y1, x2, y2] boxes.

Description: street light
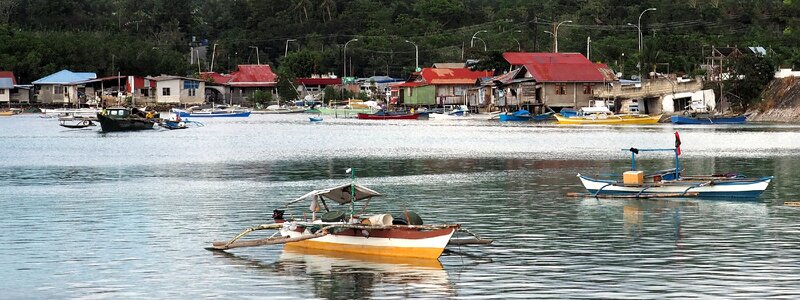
[[512, 30, 522, 51], [474, 37, 487, 51], [248, 46, 260, 65], [554, 20, 572, 53], [630, 7, 656, 79], [285, 39, 297, 57], [343, 38, 358, 79], [543, 31, 555, 52], [471, 30, 488, 48], [405, 40, 419, 71]]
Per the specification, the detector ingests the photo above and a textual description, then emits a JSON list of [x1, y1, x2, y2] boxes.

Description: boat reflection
[[212, 247, 456, 299]]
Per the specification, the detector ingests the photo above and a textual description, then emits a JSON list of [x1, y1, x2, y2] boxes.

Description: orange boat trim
[[284, 240, 447, 259]]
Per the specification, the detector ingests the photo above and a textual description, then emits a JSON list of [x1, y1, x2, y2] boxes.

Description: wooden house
[[32, 70, 97, 105], [152, 76, 205, 105]]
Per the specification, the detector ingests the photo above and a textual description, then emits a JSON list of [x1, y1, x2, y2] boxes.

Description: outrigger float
[[573, 132, 773, 199], [208, 169, 490, 259]]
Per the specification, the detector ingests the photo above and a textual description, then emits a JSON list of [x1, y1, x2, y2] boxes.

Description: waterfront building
[[32, 70, 97, 105]]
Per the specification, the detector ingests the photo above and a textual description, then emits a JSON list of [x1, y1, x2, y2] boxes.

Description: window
[[53, 85, 62, 94], [0, 89, 4, 94], [140, 89, 149, 97], [188, 88, 196, 97], [583, 84, 594, 95], [554, 84, 567, 95], [162, 88, 171, 96]]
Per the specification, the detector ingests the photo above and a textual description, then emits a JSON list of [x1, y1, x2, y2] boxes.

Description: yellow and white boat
[[554, 113, 662, 125]]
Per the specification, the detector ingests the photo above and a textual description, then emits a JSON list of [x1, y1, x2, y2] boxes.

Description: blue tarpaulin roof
[[32, 70, 97, 85], [0, 78, 13, 89]]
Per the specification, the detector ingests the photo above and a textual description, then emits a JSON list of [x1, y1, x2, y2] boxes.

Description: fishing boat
[[96, 107, 158, 132], [498, 109, 553, 122], [554, 113, 662, 125], [209, 169, 490, 259], [172, 108, 251, 118], [670, 114, 747, 124], [575, 132, 773, 199], [0, 111, 13, 117], [40, 107, 100, 117], [59, 119, 96, 129], [309, 117, 323, 122], [357, 110, 428, 120]]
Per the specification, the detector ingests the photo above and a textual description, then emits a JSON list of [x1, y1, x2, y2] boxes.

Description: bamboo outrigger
[[208, 168, 491, 259]]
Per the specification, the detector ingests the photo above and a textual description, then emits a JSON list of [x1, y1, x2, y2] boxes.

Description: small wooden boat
[[96, 107, 158, 132], [0, 111, 13, 117], [172, 108, 251, 118], [209, 169, 490, 259], [159, 120, 188, 130], [555, 113, 662, 125], [576, 132, 773, 199], [670, 114, 747, 124], [309, 117, 323, 122], [59, 119, 96, 129], [498, 110, 553, 122], [357, 111, 427, 120]]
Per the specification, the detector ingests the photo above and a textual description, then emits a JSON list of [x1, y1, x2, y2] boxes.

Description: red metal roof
[[502, 52, 606, 82], [296, 78, 341, 85], [420, 68, 493, 85], [200, 72, 231, 84], [392, 81, 427, 88], [228, 65, 277, 87], [0, 71, 16, 85]]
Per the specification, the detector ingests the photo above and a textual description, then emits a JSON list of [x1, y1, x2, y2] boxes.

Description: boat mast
[[346, 167, 355, 221]]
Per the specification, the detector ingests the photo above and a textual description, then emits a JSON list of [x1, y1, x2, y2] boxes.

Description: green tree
[[275, 67, 298, 103], [726, 54, 777, 112]]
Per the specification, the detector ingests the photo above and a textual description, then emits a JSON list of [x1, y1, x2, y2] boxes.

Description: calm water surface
[[2, 115, 800, 299]]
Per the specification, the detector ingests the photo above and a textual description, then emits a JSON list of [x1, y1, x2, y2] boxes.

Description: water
[[2, 115, 800, 299]]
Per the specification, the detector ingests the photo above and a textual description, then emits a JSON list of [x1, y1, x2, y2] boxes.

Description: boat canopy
[[287, 183, 382, 206]]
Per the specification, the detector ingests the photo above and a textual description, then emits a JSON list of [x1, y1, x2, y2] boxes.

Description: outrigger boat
[[209, 169, 490, 259], [575, 132, 773, 199], [555, 113, 662, 125]]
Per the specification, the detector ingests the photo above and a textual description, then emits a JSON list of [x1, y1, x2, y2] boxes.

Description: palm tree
[[291, 0, 313, 23], [319, 0, 336, 22]]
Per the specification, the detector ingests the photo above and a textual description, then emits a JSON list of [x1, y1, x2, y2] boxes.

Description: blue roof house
[[32, 69, 96, 105]]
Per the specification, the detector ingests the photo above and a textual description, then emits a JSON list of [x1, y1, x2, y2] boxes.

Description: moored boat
[[575, 132, 773, 199], [172, 108, 251, 118], [96, 107, 158, 132], [357, 110, 427, 120], [554, 113, 661, 125], [209, 169, 490, 259], [498, 109, 553, 122], [670, 114, 747, 124]]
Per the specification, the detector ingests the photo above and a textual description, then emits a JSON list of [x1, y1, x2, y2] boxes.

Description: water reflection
[[213, 248, 456, 299]]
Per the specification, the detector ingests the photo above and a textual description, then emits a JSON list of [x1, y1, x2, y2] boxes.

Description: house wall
[[156, 80, 181, 104], [229, 87, 277, 105], [0, 88, 9, 102], [541, 82, 594, 108], [404, 85, 436, 106], [10, 88, 31, 103], [435, 84, 470, 105], [180, 80, 205, 105], [35, 84, 64, 103]]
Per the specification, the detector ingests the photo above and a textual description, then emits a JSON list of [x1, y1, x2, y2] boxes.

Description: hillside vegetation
[[1, 0, 799, 84]]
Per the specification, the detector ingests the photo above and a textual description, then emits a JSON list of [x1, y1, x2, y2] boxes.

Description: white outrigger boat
[[574, 132, 773, 199], [209, 169, 489, 259]]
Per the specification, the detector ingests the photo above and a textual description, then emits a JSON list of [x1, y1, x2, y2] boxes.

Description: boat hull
[[577, 174, 772, 198], [357, 112, 425, 120], [280, 225, 457, 259], [670, 115, 747, 124], [97, 113, 156, 132], [555, 113, 662, 125], [174, 110, 250, 118]]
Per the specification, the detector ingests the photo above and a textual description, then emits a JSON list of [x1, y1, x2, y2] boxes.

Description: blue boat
[[498, 110, 553, 122], [172, 108, 251, 118], [309, 117, 323, 122], [670, 114, 747, 124]]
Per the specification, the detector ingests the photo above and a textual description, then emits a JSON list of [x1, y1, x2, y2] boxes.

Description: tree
[[726, 53, 777, 112], [249, 90, 273, 108], [275, 66, 299, 103]]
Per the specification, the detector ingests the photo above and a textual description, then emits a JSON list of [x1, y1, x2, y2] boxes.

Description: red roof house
[[502, 52, 607, 83], [0, 71, 17, 85]]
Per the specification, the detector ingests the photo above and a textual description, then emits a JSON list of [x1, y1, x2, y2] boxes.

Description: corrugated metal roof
[[32, 70, 96, 85], [0, 71, 16, 85], [228, 65, 277, 87], [502, 52, 606, 82], [420, 68, 493, 85], [200, 72, 231, 84], [0, 78, 13, 89]]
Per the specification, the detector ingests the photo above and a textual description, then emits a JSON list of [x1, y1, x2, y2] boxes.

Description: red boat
[[356, 111, 428, 120]]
